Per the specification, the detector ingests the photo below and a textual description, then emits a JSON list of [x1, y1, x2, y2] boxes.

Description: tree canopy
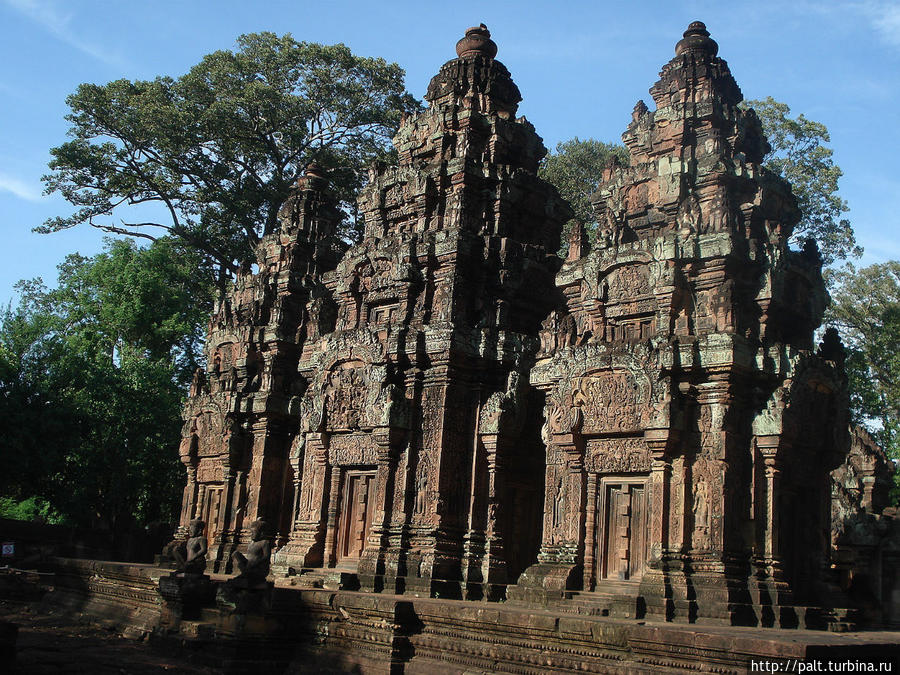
[[826, 261, 900, 476], [538, 138, 628, 233], [40, 32, 420, 285], [745, 97, 860, 265], [0, 238, 213, 527]]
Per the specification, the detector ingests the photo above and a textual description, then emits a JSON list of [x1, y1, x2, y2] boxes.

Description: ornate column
[[195, 483, 207, 522], [645, 428, 675, 562], [639, 428, 682, 623], [229, 470, 246, 535], [323, 464, 342, 567], [244, 421, 269, 524], [537, 432, 584, 564], [510, 428, 586, 604], [288, 438, 304, 534], [691, 375, 752, 564], [275, 432, 328, 570], [358, 427, 402, 591], [214, 467, 237, 570], [461, 428, 488, 599], [461, 431, 508, 600], [582, 475, 598, 591], [180, 465, 198, 535], [564, 437, 586, 561], [755, 434, 786, 580], [668, 455, 689, 555]]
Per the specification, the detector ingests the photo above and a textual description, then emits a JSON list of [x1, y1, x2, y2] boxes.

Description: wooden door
[[202, 486, 223, 549], [336, 470, 376, 563], [599, 481, 648, 581]]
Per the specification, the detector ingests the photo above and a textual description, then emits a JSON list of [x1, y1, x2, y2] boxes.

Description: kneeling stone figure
[[231, 519, 271, 585]]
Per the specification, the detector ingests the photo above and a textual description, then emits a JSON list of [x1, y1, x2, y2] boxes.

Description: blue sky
[[1, 0, 898, 307]]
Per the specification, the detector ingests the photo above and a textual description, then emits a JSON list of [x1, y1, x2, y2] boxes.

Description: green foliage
[[50, 237, 214, 386], [40, 33, 421, 279], [745, 97, 861, 264], [0, 238, 213, 528], [0, 496, 67, 525], [826, 261, 900, 493], [538, 137, 628, 240]]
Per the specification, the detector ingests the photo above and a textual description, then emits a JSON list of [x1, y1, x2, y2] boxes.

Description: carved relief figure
[[415, 455, 430, 516], [693, 477, 710, 549], [676, 192, 701, 233], [552, 476, 565, 532]]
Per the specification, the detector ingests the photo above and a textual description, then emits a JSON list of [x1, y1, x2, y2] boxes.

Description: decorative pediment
[[323, 360, 373, 432], [599, 263, 653, 305], [540, 345, 673, 439]]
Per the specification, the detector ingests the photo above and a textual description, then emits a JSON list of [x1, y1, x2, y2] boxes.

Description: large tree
[[40, 33, 420, 287], [0, 238, 213, 527], [826, 261, 900, 481], [745, 97, 860, 265], [16, 34, 419, 526]]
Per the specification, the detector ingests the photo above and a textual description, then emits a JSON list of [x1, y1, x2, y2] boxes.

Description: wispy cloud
[[0, 173, 42, 202], [860, 1, 900, 49], [3, 0, 126, 68]]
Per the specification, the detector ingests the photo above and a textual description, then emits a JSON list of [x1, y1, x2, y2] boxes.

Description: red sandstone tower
[[511, 21, 848, 627]]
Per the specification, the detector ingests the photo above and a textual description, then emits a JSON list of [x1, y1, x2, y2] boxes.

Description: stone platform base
[[36, 558, 900, 673]]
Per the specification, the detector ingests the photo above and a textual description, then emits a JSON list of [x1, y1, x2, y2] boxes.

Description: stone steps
[[563, 585, 645, 619], [174, 617, 216, 640], [562, 588, 860, 630]]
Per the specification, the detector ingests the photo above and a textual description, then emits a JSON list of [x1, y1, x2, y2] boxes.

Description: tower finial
[[298, 161, 327, 189], [675, 21, 718, 57], [455, 23, 498, 59]]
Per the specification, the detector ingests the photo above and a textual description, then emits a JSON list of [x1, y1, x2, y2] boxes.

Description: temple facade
[[172, 22, 884, 627]]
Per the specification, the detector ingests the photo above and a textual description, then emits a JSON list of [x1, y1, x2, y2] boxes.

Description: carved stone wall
[[830, 425, 900, 627]]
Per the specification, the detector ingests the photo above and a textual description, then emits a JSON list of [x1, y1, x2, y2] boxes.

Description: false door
[[202, 485, 224, 550], [598, 479, 649, 581], [336, 470, 376, 564]]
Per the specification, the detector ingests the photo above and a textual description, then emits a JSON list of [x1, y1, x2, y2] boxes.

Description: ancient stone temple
[[174, 21, 864, 627]]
